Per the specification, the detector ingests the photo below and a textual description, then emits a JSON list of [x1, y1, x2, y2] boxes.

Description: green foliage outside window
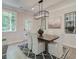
[[2, 11, 16, 32]]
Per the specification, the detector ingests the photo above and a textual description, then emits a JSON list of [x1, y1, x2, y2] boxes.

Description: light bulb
[[32, 8, 34, 10]]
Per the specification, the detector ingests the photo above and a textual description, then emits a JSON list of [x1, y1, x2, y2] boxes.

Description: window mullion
[[10, 13, 12, 31]]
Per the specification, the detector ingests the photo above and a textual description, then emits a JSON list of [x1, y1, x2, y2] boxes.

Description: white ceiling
[[2, 0, 75, 13]]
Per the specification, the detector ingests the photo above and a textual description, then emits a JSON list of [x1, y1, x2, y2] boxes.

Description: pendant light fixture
[[34, 0, 49, 20], [34, 0, 49, 30]]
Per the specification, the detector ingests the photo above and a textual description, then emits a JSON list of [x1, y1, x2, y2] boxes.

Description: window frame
[[2, 10, 17, 32], [24, 19, 32, 32]]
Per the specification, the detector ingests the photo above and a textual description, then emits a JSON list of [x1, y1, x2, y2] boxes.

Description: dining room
[[2, 0, 76, 59]]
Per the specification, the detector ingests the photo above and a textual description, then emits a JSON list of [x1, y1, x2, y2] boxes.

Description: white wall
[[46, 3, 76, 48]]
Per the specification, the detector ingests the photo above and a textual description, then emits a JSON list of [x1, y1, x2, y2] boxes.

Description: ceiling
[[2, 0, 76, 13]]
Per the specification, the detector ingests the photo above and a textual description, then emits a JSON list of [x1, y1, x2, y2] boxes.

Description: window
[[2, 11, 16, 32], [24, 19, 32, 31]]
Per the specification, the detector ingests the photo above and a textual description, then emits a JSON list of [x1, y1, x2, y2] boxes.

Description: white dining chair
[[31, 33, 45, 59], [22, 32, 33, 56], [48, 42, 63, 59]]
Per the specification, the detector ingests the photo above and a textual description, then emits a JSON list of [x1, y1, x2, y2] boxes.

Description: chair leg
[[56, 58, 58, 59], [27, 50, 30, 56], [35, 54, 37, 59], [49, 54, 53, 59], [42, 53, 45, 59]]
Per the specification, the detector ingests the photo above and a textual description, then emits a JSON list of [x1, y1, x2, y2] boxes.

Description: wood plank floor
[[65, 46, 76, 59]]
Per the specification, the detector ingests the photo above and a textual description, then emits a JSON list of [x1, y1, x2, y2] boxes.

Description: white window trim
[[2, 11, 17, 32]]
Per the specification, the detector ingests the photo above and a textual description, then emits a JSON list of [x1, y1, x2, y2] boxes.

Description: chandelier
[[34, 0, 49, 20]]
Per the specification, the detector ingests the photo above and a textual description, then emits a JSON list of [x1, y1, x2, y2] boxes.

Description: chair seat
[[48, 42, 63, 58]]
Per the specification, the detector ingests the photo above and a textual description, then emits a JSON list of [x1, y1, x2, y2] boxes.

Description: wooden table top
[[38, 34, 59, 42]]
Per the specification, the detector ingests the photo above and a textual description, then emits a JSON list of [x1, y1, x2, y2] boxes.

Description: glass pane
[[25, 20, 29, 31], [11, 15, 16, 31], [25, 20, 32, 31], [2, 15, 10, 32]]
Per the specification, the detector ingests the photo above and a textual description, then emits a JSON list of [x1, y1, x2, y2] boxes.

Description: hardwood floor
[[66, 47, 76, 59]]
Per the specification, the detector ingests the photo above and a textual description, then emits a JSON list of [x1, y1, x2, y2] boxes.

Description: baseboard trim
[[62, 43, 76, 48]]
